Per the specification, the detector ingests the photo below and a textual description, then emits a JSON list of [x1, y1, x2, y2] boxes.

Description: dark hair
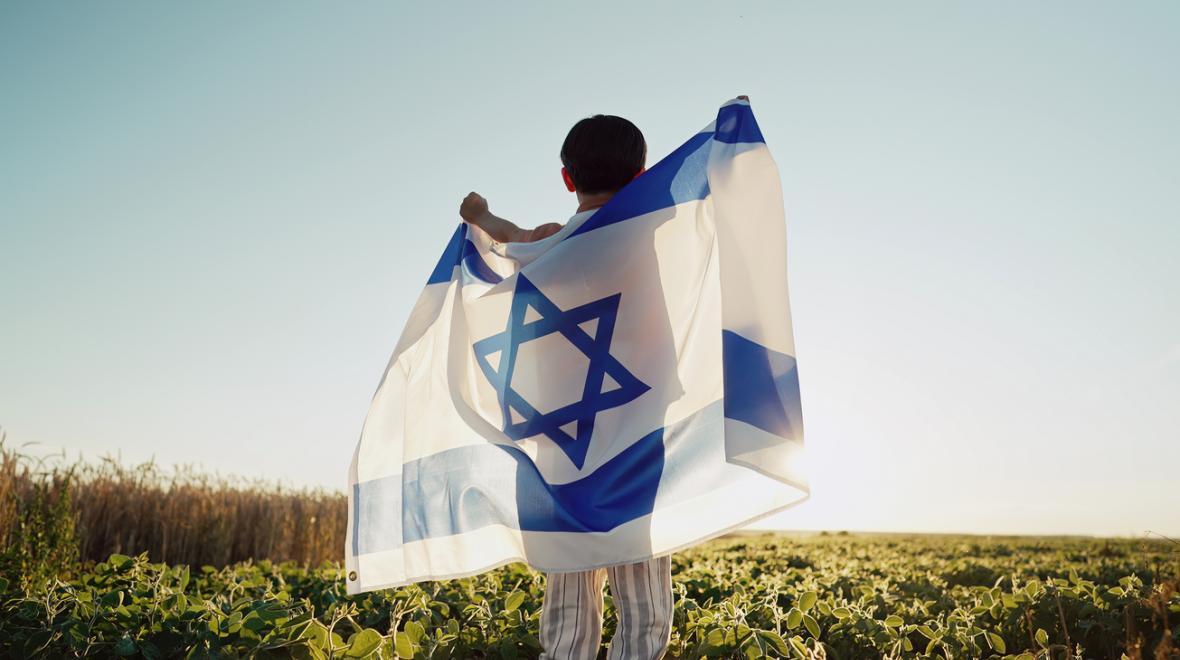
[[560, 115, 646, 195]]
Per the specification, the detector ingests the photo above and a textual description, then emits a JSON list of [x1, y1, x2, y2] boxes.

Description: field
[[3, 534, 1178, 658], [1, 444, 1178, 658]]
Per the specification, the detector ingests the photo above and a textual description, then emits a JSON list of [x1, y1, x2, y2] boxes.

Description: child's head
[[560, 115, 646, 195]]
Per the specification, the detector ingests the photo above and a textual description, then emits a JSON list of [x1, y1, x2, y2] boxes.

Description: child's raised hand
[[460, 192, 489, 223], [458, 192, 523, 242]]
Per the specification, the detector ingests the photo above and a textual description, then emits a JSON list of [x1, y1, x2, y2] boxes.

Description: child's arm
[[459, 192, 559, 243], [459, 192, 524, 242]]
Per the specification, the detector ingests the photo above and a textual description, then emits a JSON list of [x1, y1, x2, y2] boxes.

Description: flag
[[346, 98, 808, 594]]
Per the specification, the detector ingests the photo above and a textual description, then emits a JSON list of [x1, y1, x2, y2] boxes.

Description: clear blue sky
[[2, 2, 1177, 538]]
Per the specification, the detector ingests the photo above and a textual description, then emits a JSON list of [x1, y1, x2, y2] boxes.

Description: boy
[[458, 112, 672, 660]]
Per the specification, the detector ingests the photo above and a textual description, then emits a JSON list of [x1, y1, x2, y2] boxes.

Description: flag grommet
[[348, 571, 357, 581]]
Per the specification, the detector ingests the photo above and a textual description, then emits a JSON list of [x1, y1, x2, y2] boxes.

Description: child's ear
[[561, 167, 576, 192]]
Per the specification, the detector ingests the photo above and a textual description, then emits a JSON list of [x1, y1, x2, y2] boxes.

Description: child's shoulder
[[523, 222, 564, 242]]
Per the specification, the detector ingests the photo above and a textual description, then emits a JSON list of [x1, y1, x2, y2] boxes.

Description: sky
[[1, 2, 1177, 539]]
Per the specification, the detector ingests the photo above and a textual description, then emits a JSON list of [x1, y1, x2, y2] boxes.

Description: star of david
[[472, 274, 650, 469]]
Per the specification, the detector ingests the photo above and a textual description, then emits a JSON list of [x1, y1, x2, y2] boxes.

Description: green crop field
[[2, 533, 1178, 659], [1, 443, 1177, 657]]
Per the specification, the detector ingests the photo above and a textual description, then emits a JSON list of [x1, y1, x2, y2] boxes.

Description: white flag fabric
[[346, 99, 808, 594]]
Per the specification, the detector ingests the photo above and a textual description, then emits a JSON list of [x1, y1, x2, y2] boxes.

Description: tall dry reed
[[0, 436, 346, 568]]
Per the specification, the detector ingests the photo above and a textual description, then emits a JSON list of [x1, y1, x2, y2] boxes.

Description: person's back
[[458, 113, 672, 660]]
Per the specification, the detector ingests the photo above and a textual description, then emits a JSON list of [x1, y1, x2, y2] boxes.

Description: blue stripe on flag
[[713, 103, 765, 144], [399, 420, 664, 544], [461, 239, 503, 284], [566, 130, 713, 239], [425, 225, 504, 285], [352, 479, 403, 557], [426, 225, 467, 284], [354, 403, 757, 554], [721, 330, 802, 439]]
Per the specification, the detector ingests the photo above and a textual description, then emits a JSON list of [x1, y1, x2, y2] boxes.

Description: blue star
[[472, 274, 650, 469]]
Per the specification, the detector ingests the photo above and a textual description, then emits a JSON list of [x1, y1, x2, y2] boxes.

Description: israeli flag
[[346, 99, 808, 594]]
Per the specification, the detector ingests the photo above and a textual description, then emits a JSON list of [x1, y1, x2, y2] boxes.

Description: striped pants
[[538, 555, 673, 660]]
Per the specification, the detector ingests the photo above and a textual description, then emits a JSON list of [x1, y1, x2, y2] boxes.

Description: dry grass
[[0, 433, 346, 568]]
